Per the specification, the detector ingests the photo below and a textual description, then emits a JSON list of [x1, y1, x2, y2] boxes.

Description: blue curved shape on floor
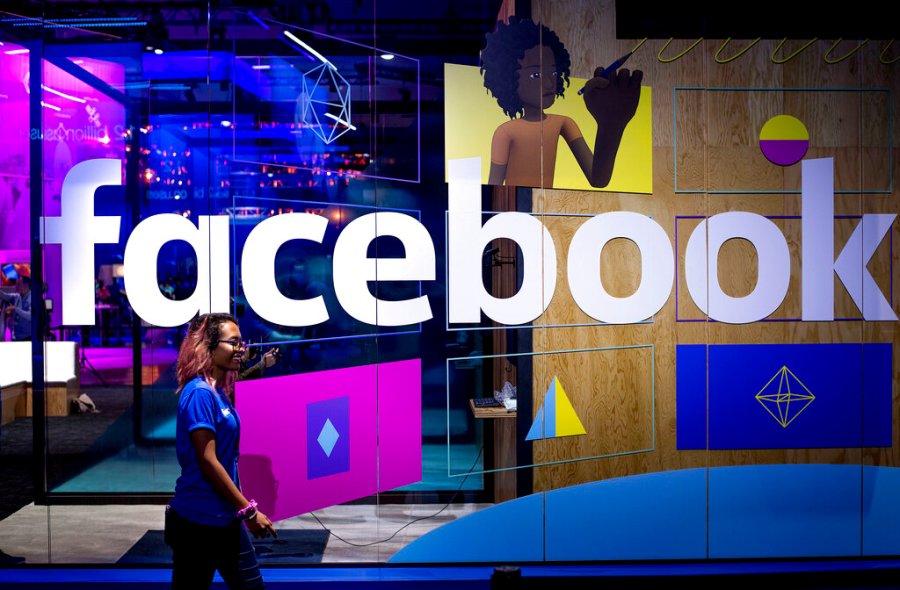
[[390, 468, 706, 562], [862, 464, 900, 555], [390, 465, 900, 562], [709, 463, 860, 557], [390, 492, 545, 562], [545, 467, 707, 560]]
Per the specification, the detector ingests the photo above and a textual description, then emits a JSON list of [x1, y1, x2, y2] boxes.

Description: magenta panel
[[237, 359, 421, 521], [377, 359, 422, 492]]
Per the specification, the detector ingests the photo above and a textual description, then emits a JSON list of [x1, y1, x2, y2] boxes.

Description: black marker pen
[[577, 51, 633, 95]]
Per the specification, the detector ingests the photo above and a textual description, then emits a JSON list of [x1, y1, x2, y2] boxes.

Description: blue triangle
[[544, 379, 557, 439], [525, 405, 545, 441]]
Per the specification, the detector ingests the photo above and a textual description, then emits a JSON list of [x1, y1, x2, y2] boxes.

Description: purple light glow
[[0, 44, 31, 253], [38, 56, 126, 328]]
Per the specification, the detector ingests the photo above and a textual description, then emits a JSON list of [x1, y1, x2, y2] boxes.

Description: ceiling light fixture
[[283, 30, 334, 69]]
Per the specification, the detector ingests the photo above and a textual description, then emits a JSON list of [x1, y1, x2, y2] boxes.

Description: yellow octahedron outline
[[754, 365, 815, 428]]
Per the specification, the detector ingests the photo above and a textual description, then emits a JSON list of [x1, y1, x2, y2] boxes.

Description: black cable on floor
[[310, 445, 485, 547]]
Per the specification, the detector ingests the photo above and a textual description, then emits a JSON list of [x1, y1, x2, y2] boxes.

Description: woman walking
[[165, 312, 276, 589]]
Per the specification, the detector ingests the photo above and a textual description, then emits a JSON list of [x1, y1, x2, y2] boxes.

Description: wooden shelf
[[469, 399, 516, 419]]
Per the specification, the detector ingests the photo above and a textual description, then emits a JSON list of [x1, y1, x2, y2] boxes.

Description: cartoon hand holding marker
[[578, 50, 643, 187], [578, 51, 635, 95]]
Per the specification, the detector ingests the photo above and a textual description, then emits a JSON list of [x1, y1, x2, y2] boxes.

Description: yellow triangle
[[554, 377, 586, 437]]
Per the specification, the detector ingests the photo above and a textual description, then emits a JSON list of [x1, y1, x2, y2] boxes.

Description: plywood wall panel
[[522, 0, 900, 494]]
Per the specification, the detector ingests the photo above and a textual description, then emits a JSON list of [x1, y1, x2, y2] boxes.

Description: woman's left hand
[[246, 510, 278, 539]]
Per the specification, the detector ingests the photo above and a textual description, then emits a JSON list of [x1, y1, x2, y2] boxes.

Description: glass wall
[[0, 0, 897, 567]]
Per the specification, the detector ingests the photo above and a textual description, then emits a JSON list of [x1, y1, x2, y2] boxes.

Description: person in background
[[0, 276, 32, 341], [95, 279, 111, 304], [161, 275, 177, 300], [40, 280, 53, 341], [165, 312, 275, 589], [95, 279, 112, 346], [239, 344, 280, 381], [0, 296, 7, 341]]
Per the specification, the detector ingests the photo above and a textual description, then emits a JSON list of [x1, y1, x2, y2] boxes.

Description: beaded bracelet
[[237, 499, 258, 521]]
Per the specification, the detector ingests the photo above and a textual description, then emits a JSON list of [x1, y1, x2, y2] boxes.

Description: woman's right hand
[[246, 510, 277, 539]]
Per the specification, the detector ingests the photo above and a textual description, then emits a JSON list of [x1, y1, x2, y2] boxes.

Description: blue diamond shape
[[317, 418, 340, 457]]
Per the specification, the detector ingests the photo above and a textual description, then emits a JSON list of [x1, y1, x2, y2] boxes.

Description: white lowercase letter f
[[41, 159, 122, 325]]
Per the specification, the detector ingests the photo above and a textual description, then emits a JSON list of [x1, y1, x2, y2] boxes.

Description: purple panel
[[306, 396, 350, 479]]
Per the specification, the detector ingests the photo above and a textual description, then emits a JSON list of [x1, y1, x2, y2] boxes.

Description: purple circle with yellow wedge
[[759, 115, 809, 166]]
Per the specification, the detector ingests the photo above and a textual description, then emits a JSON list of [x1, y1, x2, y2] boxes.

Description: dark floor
[[0, 387, 134, 520]]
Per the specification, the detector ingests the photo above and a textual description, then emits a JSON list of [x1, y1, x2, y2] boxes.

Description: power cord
[[309, 445, 485, 547]]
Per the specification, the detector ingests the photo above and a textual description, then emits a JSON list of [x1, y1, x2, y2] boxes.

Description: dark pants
[[165, 506, 265, 589]]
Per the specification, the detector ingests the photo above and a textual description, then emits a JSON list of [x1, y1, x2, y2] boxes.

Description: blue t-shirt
[[170, 376, 241, 526]]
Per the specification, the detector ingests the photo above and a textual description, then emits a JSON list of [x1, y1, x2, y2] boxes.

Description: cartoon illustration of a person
[[481, 17, 642, 188]]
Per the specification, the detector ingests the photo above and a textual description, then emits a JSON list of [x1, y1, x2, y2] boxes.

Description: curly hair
[[480, 16, 571, 119], [176, 312, 239, 395]]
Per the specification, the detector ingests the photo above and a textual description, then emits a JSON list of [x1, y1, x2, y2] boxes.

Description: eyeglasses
[[218, 338, 246, 351]]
